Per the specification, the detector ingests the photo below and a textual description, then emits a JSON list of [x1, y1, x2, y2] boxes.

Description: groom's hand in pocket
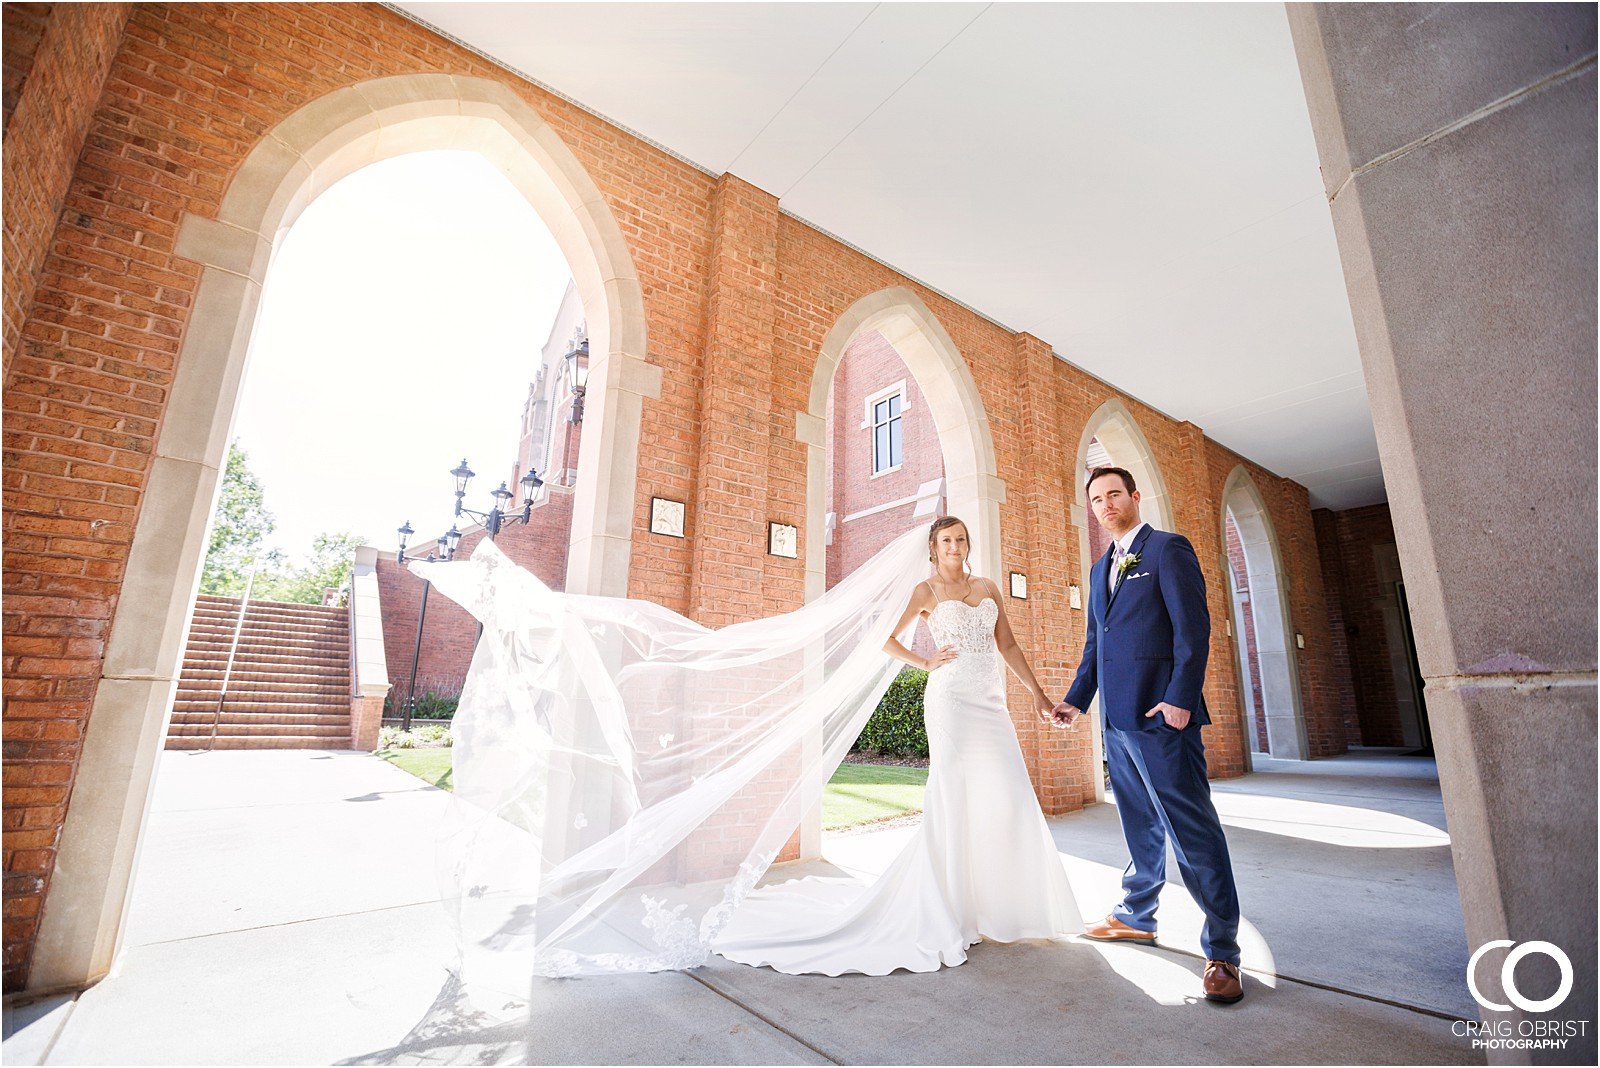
[[1145, 702, 1191, 730]]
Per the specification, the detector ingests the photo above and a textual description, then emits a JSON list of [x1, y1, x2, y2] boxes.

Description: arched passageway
[[801, 288, 1004, 600], [787, 286, 1004, 854], [1071, 399, 1176, 799], [1221, 466, 1308, 760], [32, 74, 653, 990]]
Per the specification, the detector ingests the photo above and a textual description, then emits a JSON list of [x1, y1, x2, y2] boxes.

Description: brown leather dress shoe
[[1203, 960, 1244, 1003], [1082, 915, 1157, 944]]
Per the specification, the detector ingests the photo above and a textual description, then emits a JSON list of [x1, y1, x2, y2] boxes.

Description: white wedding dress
[[413, 528, 1081, 1004], [712, 593, 1083, 975]]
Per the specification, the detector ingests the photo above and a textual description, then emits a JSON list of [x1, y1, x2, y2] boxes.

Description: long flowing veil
[[410, 524, 932, 1006]]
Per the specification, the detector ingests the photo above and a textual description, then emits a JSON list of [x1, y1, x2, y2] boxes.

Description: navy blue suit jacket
[[1065, 525, 1212, 732]]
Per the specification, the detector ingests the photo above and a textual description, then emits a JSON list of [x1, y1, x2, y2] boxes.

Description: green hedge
[[381, 673, 931, 755], [381, 689, 459, 720], [851, 667, 930, 758]]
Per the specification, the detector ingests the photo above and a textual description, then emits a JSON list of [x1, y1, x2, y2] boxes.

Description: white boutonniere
[[1116, 552, 1141, 577]]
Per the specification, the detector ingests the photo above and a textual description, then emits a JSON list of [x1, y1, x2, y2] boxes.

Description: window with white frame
[[863, 381, 907, 475]]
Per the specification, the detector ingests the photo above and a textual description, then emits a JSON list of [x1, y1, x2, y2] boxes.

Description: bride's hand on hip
[[925, 645, 958, 671]]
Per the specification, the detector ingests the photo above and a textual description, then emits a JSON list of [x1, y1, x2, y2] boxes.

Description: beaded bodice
[[926, 598, 1001, 687]]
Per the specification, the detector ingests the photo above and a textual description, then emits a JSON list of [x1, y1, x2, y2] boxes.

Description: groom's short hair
[[1085, 466, 1136, 497]]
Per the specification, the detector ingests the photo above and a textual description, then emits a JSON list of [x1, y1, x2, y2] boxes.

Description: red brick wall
[[376, 490, 574, 708], [685, 175, 778, 626], [1224, 514, 1269, 752], [1, 3, 132, 385], [1314, 503, 1407, 746], [1312, 507, 1364, 745], [0, 2, 1347, 986], [1, 2, 136, 987], [1011, 335, 1095, 810], [2, 3, 52, 130]]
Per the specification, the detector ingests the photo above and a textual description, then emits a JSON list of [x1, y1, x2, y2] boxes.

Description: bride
[[413, 514, 1080, 1003], [712, 515, 1082, 974]]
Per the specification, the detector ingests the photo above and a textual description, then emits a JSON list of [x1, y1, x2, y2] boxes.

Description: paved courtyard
[[3, 748, 1480, 1065]]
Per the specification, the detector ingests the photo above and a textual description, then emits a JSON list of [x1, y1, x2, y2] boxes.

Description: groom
[[1050, 466, 1244, 1004]]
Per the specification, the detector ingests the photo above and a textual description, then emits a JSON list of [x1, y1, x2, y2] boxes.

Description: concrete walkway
[[3, 749, 1481, 1065]]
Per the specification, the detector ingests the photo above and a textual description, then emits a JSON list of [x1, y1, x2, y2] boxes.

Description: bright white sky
[[232, 150, 572, 564]]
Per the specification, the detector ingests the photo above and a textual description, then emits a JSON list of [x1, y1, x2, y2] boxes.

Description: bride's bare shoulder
[[909, 579, 936, 607]]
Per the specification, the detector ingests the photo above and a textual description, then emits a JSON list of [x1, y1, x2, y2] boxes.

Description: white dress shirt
[[1108, 521, 1150, 595]]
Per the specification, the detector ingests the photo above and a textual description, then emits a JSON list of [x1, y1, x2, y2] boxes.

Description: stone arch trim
[[1068, 397, 1176, 798], [176, 74, 654, 600], [1221, 464, 1308, 760], [798, 286, 1006, 600], [31, 73, 654, 989], [1072, 397, 1174, 532]]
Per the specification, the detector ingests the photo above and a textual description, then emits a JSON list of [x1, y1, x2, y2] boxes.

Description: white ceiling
[[396, 2, 1382, 510]]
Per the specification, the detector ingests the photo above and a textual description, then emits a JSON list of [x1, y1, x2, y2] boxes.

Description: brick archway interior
[[790, 288, 1003, 857], [29, 73, 653, 990], [802, 288, 1004, 603], [1224, 511, 1269, 754], [1071, 400, 1175, 799], [1222, 466, 1308, 760]]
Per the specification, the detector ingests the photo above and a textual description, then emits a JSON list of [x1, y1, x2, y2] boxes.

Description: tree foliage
[[256, 531, 363, 605], [200, 442, 362, 605], [200, 443, 279, 596]]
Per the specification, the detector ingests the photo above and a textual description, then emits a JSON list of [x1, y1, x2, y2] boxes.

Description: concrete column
[[1288, 6, 1596, 1061], [347, 548, 389, 752]]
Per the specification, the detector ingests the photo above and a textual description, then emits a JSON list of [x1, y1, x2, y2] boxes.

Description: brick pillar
[[688, 175, 779, 624], [682, 175, 799, 869], [1311, 507, 1362, 746], [1277, 479, 1344, 758], [1015, 335, 1093, 813], [1177, 422, 1248, 779]]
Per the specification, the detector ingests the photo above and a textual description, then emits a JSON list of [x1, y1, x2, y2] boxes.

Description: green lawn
[[377, 745, 452, 790], [377, 750, 926, 831], [822, 762, 928, 830]]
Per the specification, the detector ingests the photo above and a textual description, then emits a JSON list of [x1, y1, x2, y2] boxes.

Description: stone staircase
[[166, 595, 353, 750]]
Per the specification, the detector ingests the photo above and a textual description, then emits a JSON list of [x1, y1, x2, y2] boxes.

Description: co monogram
[[1468, 941, 1574, 1013]]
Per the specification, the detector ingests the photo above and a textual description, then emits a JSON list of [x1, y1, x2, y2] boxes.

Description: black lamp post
[[442, 460, 545, 648], [564, 337, 590, 425], [451, 457, 544, 538], [393, 460, 552, 731], [396, 520, 456, 732]]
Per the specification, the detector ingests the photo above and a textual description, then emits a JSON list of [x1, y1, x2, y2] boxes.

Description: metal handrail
[[206, 561, 260, 750]]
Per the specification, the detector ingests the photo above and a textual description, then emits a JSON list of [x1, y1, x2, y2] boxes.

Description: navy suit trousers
[[1104, 723, 1241, 964]]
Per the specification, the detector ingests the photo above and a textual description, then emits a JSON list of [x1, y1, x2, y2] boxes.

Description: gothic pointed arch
[[799, 287, 1005, 598], [1221, 464, 1308, 759], [34, 73, 654, 989]]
